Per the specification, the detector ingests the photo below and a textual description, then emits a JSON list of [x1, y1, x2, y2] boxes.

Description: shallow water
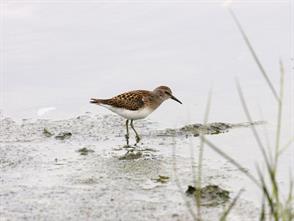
[[1, 1, 293, 220]]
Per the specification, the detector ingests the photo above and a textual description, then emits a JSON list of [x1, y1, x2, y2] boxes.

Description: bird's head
[[153, 86, 182, 104]]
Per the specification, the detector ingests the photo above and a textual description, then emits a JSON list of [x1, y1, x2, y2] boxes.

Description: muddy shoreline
[[0, 114, 263, 220]]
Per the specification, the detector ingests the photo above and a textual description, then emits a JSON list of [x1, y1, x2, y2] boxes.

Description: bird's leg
[[130, 120, 141, 145], [125, 119, 130, 146]]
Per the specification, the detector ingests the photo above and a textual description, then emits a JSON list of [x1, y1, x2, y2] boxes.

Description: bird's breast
[[108, 106, 154, 120]]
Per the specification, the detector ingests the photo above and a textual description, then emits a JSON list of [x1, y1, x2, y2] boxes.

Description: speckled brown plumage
[[91, 90, 159, 111]]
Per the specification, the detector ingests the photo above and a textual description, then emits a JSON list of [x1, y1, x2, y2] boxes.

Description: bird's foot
[[124, 145, 136, 155], [123, 144, 134, 149], [123, 143, 135, 150], [135, 135, 141, 145]]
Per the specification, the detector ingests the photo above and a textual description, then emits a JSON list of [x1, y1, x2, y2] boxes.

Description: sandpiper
[[90, 86, 182, 145]]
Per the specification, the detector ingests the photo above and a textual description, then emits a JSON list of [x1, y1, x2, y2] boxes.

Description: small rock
[[152, 175, 170, 184], [43, 128, 54, 137], [77, 147, 94, 155], [186, 185, 196, 195], [55, 132, 72, 140]]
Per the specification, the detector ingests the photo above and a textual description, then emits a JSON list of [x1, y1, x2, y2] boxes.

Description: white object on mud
[[37, 107, 56, 116]]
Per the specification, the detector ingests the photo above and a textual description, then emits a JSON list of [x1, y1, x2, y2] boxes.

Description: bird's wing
[[103, 90, 148, 111]]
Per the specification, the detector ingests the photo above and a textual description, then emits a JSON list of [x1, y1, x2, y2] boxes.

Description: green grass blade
[[196, 88, 213, 219], [201, 136, 260, 187], [237, 80, 280, 205], [256, 165, 276, 219], [259, 195, 266, 221], [220, 189, 243, 221], [228, 8, 279, 102], [278, 136, 294, 156], [172, 140, 198, 220], [274, 60, 284, 166], [236, 80, 273, 172]]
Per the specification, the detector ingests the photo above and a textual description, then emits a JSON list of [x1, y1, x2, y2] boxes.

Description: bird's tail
[[90, 98, 102, 104]]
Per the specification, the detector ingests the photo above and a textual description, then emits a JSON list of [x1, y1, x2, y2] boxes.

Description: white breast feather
[[99, 104, 153, 120]]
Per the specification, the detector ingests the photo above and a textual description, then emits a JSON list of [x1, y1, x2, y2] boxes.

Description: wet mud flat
[[0, 114, 261, 221]]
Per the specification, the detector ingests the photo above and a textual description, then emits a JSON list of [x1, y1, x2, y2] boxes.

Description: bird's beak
[[170, 95, 182, 104]]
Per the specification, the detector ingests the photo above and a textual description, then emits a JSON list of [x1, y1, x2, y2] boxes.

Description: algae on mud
[[157, 121, 265, 137], [186, 185, 230, 207]]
